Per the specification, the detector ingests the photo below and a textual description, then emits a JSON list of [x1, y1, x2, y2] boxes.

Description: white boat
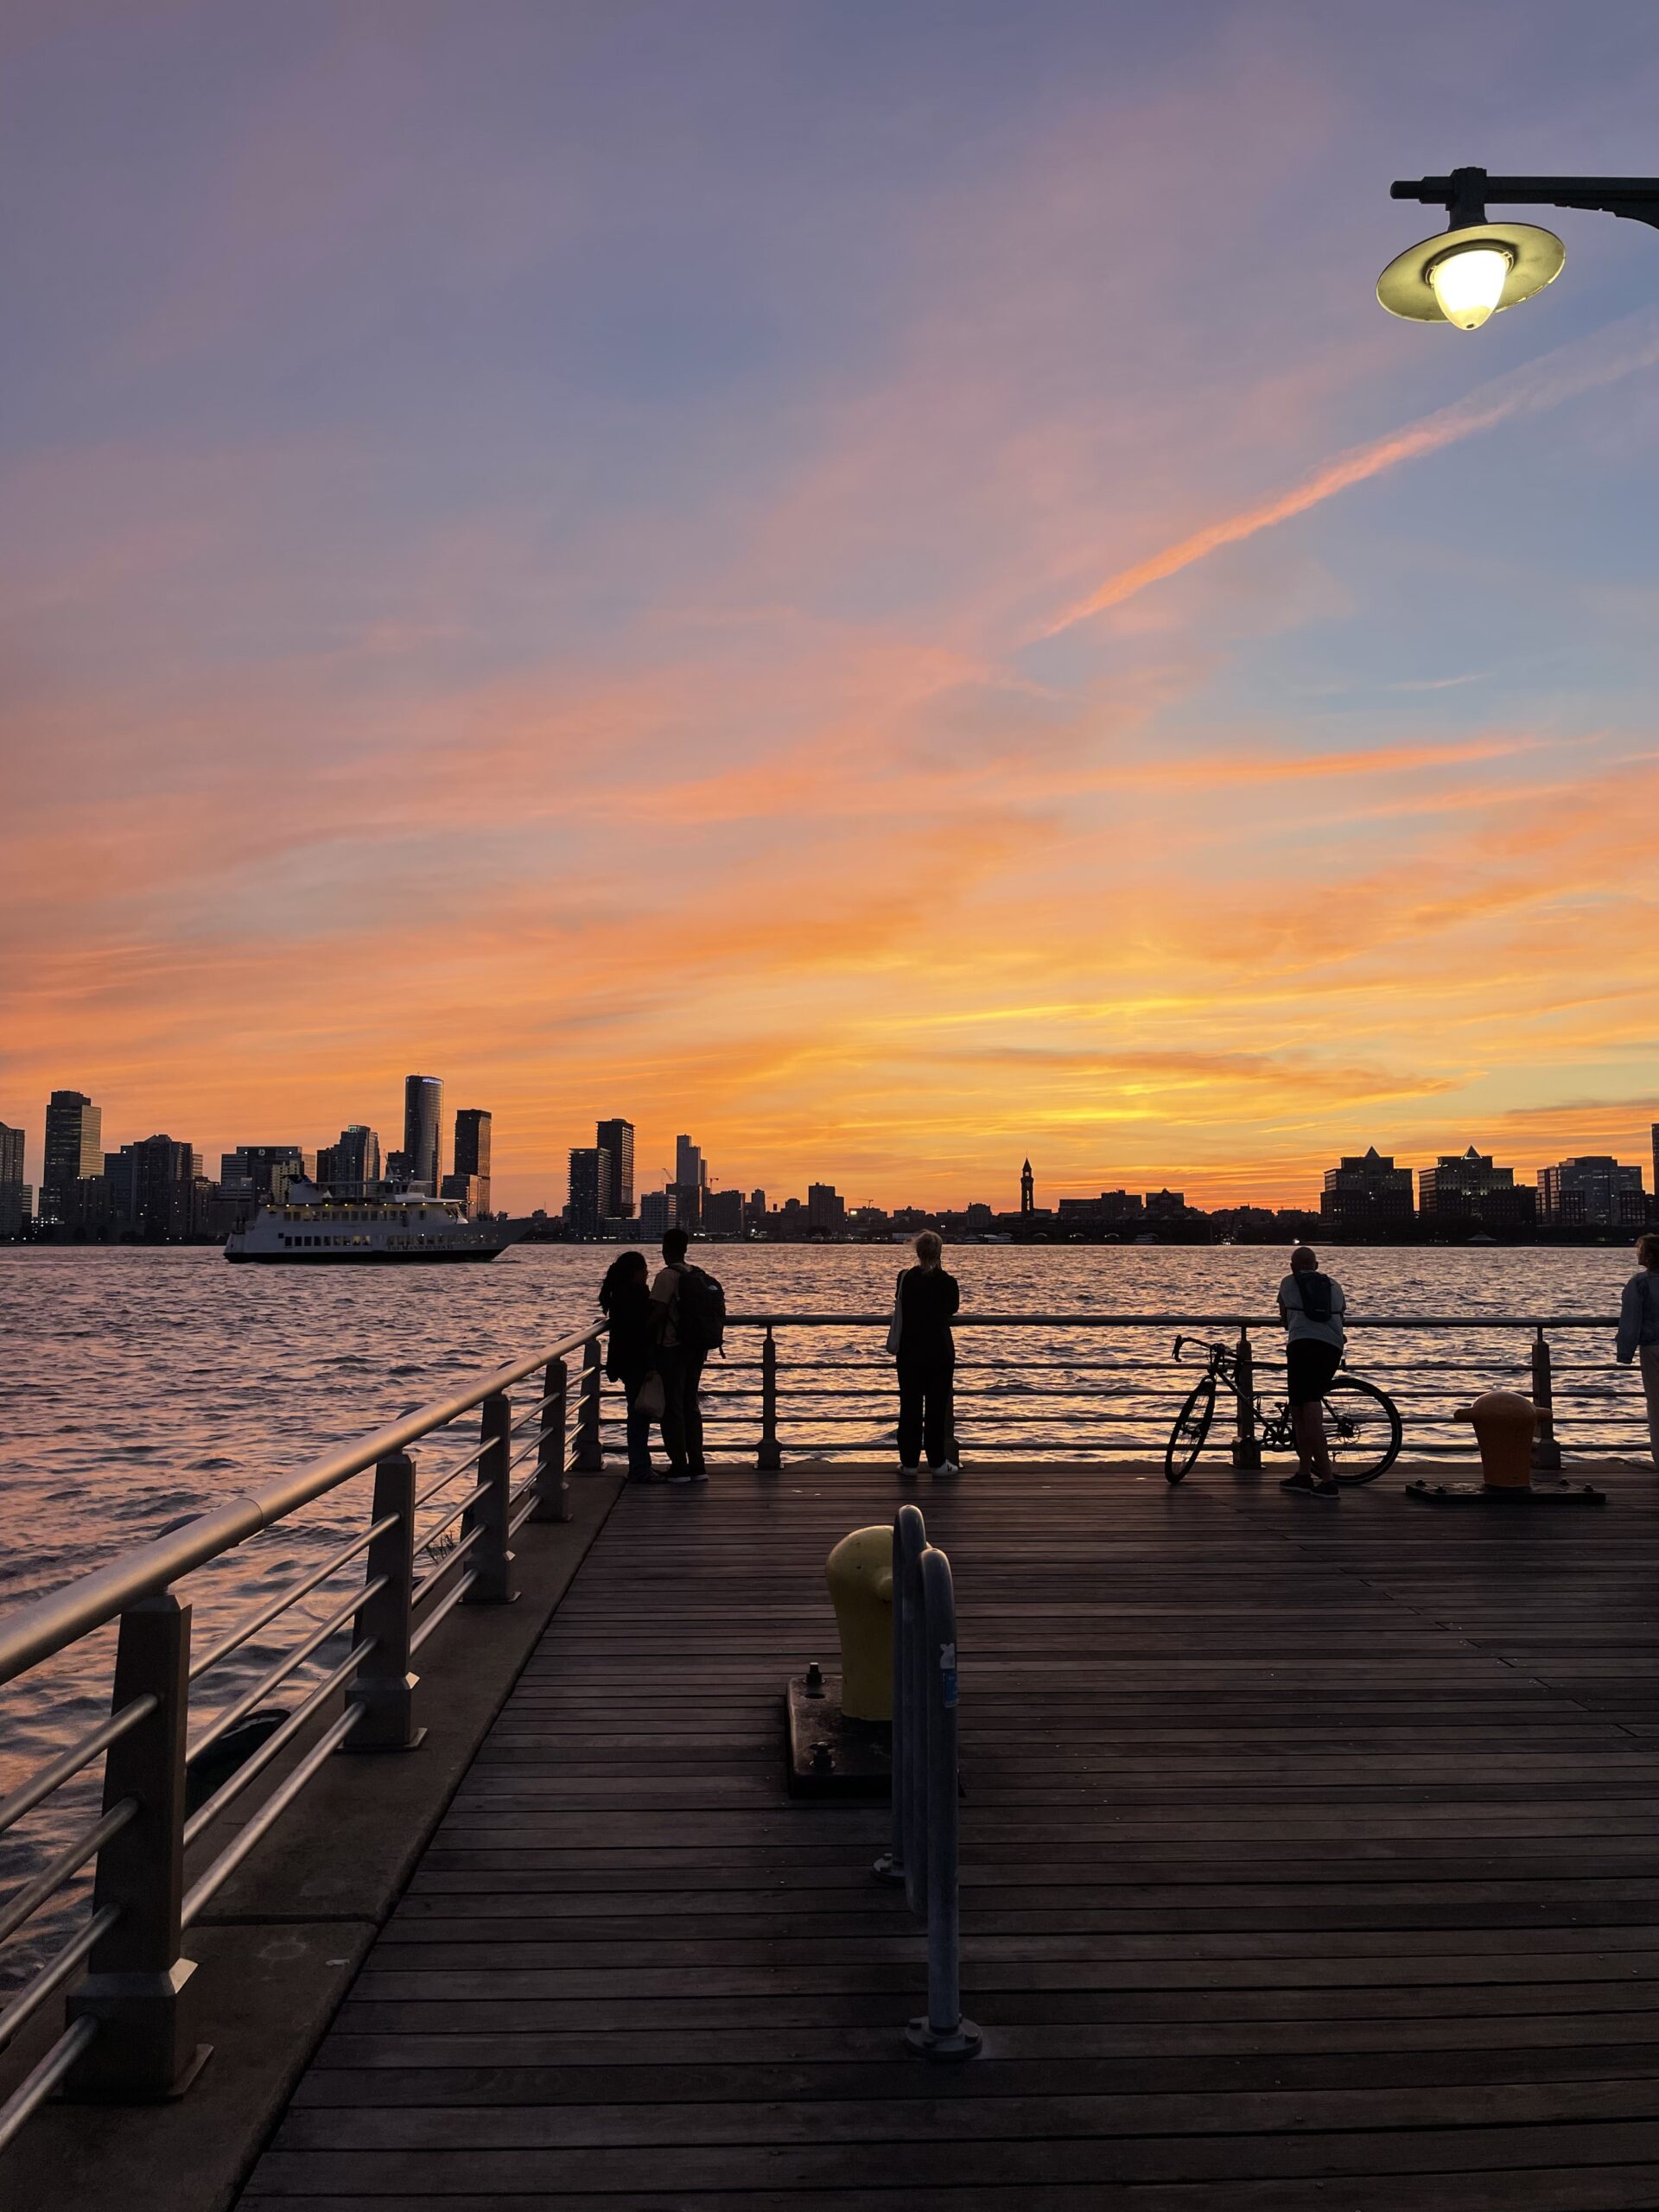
[[225, 1185, 531, 1264]]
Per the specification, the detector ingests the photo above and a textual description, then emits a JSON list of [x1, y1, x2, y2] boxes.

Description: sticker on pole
[[940, 1642, 958, 1707]]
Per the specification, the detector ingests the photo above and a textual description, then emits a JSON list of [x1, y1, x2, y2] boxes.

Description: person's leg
[[1642, 1344, 1659, 1469], [896, 1359, 924, 1468], [658, 1347, 687, 1470], [1282, 1344, 1337, 1494], [1294, 1399, 1332, 1483], [925, 1356, 956, 1469], [625, 1373, 653, 1477], [684, 1351, 708, 1475]]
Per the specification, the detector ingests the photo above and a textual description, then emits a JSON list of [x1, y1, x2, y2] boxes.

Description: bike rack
[[872, 1504, 980, 2061]]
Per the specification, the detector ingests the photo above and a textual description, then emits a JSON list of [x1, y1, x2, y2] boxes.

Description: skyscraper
[[0, 1122, 25, 1237], [568, 1147, 610, 1236], [674, 1135, 704, 1232], [318, 1125, 382, 1197], [453, 1110, 493, 1214], [1538, 1157, 1645, 1230], [596, 1119, 634, 1219], [107, 1135, 203, 1240], [403, 1076, 443, 1195], [42, 1090, 102, 1225]]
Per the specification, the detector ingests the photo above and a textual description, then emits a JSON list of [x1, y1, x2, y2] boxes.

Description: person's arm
[[1617, 1276, 1642, 1364], [942, 1272, 960, 1321], [649, 1267, 677, 1343]]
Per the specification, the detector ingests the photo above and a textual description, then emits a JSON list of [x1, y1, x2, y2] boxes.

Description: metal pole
[[573, 1336, 604, 1471], [906, 1546, 980, 2062], [345, 1451, 423, 1749], [757, 1327, 781, 1471], [1531, 1326, 1563, 1472], [1230, 1326, 1261, 1470], [874, 1504, 925, 1887], [65, 1594, 208, 2099], [531, 1356, 570, 1522], [463, 1392, 518, 1605]]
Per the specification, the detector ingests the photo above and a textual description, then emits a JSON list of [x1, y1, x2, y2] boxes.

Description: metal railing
[[0, 1325, 608, 2150], [582, 1311, 1639, 1467], [873, 1504, 978, 2060]]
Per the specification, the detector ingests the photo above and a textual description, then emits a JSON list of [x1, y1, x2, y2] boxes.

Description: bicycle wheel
[[1165, 1380, 1216, 1484], [1319, 1374, 1402, 1484]]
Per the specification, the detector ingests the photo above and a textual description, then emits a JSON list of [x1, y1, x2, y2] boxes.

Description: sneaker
[[686, 1468, 709, 1484], [899, 1462, 922, 1474], [1281, 1470, 1338, 1499], [667, 1469, 693, 1485], [933, 1459, 961, 1477]]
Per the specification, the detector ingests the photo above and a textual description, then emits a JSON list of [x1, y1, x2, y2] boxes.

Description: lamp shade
[[1377, 219, 1565, 324]]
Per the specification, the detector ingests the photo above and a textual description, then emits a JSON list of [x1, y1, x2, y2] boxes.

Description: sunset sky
[[3, 1, 1658, 1214]]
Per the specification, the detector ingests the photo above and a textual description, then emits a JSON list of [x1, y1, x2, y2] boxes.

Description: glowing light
[[1427, 243, 1513, 331]]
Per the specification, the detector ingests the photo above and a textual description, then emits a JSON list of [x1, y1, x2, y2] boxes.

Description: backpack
[[675, 1262, 727, 1354], [1293, 1272, 1341, 1330]]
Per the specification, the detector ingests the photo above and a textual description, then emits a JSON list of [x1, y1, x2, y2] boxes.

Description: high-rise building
[[1020, 1159, 1034, 1216], [450, 1110, 492, 1214], [747, 1189, 767, 1230], [107, 1135, 204, 1240], [318, 1125, 382, 1197], [702, 1188, 743, 1234], [42, 1091, 102, 1225], [595, 1119, 634, 1220], [1419, 1145, 1535, 1230], [1320, 1147, 1414, 1230], [220, 1145, 310, 1202], [672, 1135, 704, 1233], [807, 1182, 846, 1232], [0, 1122, 25, 1237], [1652, 1125, 1658, 1217], [1538, 1156, 1646, 1230], [568, 1147, 610, 1236], [639, 1187, 677, 1239], [403, 1075, 443, 1195]]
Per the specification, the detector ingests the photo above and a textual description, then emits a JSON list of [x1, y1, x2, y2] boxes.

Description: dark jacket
[[898, 1265, 960, 1362], [602, 1280, 655, 1382]]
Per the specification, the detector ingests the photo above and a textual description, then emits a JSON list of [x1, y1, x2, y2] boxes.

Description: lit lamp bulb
[[1427, 242, 1513, 330]]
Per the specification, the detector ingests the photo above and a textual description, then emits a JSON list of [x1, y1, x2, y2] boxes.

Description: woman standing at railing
[[891, 1230, 961, 1475], [600, 1251, 658, 1480], [1617, 1233, 1659, 1468]]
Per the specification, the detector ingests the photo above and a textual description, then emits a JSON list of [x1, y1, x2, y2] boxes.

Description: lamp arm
[[1393, 169, 1659, 234]]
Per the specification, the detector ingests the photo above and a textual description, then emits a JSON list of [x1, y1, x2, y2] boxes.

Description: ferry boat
[[225, 1185, 531, 1264]]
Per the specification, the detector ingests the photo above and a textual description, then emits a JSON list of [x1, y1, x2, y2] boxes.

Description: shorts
[[1286, 1338, 1342, 1407]]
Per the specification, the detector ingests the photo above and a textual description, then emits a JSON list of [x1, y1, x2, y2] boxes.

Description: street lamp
[[1378, 167, 1659, 330]]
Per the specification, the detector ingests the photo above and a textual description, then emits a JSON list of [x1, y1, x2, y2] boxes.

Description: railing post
[[874, 1503, 925, 1889], [463, 1391, 518, 1605], [344, 1451, 423, 1751], [531, 1356, 570, 1521], [1230, 1325, 1261, 1470], [906, 1546, 980, 2062], [65, 1594, 208, 2100], [573, 1336, 604, 1471], [757, 1327, 782, 1471], [1531, 1326, 1562, 1471]]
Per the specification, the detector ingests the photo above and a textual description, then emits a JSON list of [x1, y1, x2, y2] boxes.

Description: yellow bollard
[[825, 1526, 894, 1721], [1453, 1391, 1538, 1489]]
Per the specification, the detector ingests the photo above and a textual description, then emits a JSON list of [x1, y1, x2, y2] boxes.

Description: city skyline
[[3, 1073, 1653, 1224], [3, 8, 1657, 1217]]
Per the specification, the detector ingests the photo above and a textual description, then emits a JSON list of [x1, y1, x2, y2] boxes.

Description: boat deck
[[245, 1456, 1659, 2209]]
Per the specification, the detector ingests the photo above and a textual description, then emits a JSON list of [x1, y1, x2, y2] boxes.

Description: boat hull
[[225, 1246, 516, 1264]]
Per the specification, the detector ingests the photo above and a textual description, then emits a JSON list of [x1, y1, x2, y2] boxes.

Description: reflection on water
[[0, 1241, 1644, 1984]]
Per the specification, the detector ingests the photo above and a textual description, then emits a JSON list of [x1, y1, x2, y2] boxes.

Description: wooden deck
[[244, 1456, 1659, 2209]]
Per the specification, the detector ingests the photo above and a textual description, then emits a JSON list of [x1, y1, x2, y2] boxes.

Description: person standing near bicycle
[[1277, 1246, 1347, 1499]]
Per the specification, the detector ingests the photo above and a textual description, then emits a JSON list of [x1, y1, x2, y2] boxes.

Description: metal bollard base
[[871, 1850, 906, 1885], [906, 2015, 982, 2063], [785, 1674, 891, 1798], [1405, 1479, 1605, 1507]]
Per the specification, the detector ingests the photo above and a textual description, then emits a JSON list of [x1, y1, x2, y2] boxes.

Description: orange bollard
[[1408, 1389, 1604, 1508]]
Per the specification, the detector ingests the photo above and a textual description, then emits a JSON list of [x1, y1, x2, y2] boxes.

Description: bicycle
[[1164, 1335, 1402, 1486]]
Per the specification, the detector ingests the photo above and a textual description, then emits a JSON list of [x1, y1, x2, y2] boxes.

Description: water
[[0, 1241, 1646, 1988]]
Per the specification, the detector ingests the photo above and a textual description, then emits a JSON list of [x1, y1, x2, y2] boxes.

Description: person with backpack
[[1276, 1245, 1347, 1500], [889, 1230, 961, 1474], [1616, 1233, 1659, 1468], [650, 1224, 725, 1484]]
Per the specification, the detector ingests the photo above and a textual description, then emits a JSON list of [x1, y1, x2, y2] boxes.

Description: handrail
[[0, 1321, 601, 1688], [728, 1310, 1623, 1328]]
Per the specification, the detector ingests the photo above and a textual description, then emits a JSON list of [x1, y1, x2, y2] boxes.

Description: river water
[[0, 1241, 1648, 1986]]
